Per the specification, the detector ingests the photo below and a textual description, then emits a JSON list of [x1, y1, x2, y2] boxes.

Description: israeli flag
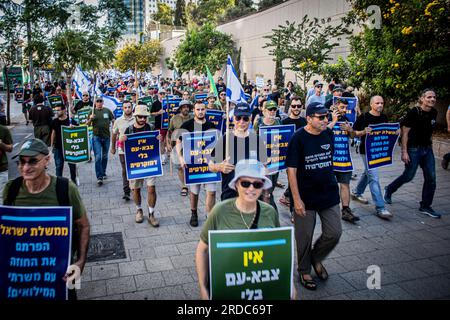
[[225, 55, 246, 104], [72, 66, 91, 99], [93, 75, 121, 112]]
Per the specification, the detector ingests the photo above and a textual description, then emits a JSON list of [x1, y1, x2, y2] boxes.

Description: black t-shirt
[[23, 89, 32, 101], [353, 112, 389, 154], [269, 92, 281, 103], [285, 128, 340, 211], [179, 119, 216, 140], [124, 123, 152, 135], [213, 132, 267, 201], [216, 83, 226, 93], [401, 107, 437, 148], [51, 117, 70, 149], [282, 117, 307, 130], [151, 100, 163, 129], [74, 100, 92, 112]]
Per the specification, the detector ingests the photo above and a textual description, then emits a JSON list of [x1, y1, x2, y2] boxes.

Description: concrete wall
[[159, 0, 353, 82]]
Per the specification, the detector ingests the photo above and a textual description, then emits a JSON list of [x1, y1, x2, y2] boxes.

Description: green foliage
[[174, 23, 234, 75], [345, 0, 450, 115], [190, 0, 234, 25], [258, 0, 285, 11], [174, 0, 187, 26], [219, 0, 256, 23], [153, 2, 174, 25], [115, 40, 162, 72]]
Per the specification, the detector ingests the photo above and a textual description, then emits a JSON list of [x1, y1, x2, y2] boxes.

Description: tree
[[190, 0, 234, 26], [115, 40, 162, 73], [153, 2, 174, 26], [219, 0, 256, 23], [345, 0, 450, 117], [174, 0, 187, 27], [263, 27, 289, 89], [258, 0, 285, 11], [264, 17, 349, 92], [174, 23, 234, 75]]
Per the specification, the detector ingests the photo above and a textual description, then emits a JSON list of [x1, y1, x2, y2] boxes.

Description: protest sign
[[124, 131, 163, 180], [182, 130, 220, 185], [209, 227, 294, 300], [163, 98, 182, 122], [366, 123, 400, 170], [194, 93, 208, 103], [206, 110, 225, 133], [47, 95, 65, 109], [255, 75, 264, 88], [332, 122, 353, 172], [259, 125, 295, 174], [62, 126, 90, 163], [15, 88, 23, 103], [113, 103, 124, 119], [75, 107, 93, 141], [0, 206, 72, 300], [333, 96, 357, 123]]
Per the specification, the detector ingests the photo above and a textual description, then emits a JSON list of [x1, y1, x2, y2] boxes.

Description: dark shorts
[[334, 171, 352, 184], [22, 102, 30, 113], [159, 129, 168, 140]]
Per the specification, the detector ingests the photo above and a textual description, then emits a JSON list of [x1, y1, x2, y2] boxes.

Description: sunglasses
[[291, 104, 302, 109], [136, 115, 148, 119], [82, 95, 89, 97], [316, 86, 323, 88], [240, 180, 264, 189], [235, 116, 250, 122], [267, 108, 277, 112], [311, 114, 328, 120], [16, 157, 45, 167], [263, 89, 270, 92], [96, 100, 103, 103]]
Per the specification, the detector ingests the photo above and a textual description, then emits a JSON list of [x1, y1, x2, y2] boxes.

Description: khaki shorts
[[129, 177, 156, 189], [189, 183, 217, 195]]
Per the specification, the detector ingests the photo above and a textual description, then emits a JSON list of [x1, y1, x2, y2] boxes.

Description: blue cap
[[306, 103, 328, 117], [234, 102, 251, 116]]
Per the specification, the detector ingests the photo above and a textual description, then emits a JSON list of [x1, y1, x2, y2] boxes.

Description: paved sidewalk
[[56, 144, 449, 301]]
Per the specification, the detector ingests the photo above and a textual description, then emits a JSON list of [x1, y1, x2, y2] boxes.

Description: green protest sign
[[75, 107, 92, 126], [47, 95, 64, 109], [209, 227, 294, 300], [62, 126, 90, 163], [139, 96, 153, 107]]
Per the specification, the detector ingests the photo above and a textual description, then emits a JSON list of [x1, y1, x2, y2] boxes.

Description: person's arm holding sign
[[176, 136, 186, 168]]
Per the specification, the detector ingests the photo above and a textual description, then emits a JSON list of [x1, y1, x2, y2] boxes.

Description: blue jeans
[[92, 135, 110, 180], [386, 146, 436, 208], [354, 154, 385, 210], [53, 148, 77, 183]]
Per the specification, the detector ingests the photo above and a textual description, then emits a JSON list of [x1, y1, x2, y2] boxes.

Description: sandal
[[275, 181, 285, 188], [312, 261, 329, 281], [299, 274, 317, 291], [279, 196, 290, 207], [181, 187, 188, 196]]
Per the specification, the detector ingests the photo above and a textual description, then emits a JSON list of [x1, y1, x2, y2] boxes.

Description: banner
[[206, 110, 225, 133], [182, 130, 220, 185], [333, 97, 357, 123], [15, 87, 23, 103], [259, 125, 295, 174], [163, 98, 182, 123], [124, 131, 163, 180], [139, 96, 153, 110], [365, 123, 400, 170], [332, 122, 353, 172], [113, 103, 124, 119], [255, 75, 264, 88], [194, 93, 208, 103], [0, 206, 72, 300], [62, 126, 90, 164], [209, 227, 294, 300]]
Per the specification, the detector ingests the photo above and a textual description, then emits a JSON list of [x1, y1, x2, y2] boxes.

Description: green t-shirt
[[200, 198, 280, 245], [92, 107, 114, 137], [2, 176, 86, 221], [0, 125, 13, 172]]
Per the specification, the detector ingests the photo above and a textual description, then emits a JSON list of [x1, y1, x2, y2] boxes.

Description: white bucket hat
[[228, 159, 272, 191]]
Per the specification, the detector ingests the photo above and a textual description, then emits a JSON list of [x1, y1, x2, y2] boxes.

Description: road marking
[[25, 134, 32, 139], [13, 143, 19, 148]]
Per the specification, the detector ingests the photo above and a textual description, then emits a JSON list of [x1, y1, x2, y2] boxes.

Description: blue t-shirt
[[286, 127, 340, 211], [306, 94, 325, 107]]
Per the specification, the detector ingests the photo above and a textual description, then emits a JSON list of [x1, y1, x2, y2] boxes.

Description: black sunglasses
[[290, 104, 302, 109], [240, 180, 264, 189], [235, 116, 250, 122], [311, 114, 328, 120], [136, 115, 148, 119]]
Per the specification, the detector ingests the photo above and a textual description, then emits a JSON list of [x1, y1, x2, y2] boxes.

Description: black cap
[[306, 103, 328, 117], [12, 139, 49, 159], [234, 102, 251, 116]]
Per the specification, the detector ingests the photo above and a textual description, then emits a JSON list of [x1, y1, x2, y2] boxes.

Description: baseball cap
[[207, 93, 217, 99], [306, 103, 328, 117], [335, 97, 349, 105], [13, 139, 49, 159], [159, 89, 166, 94], [265, 100, 278, 110], [333, 85, 344, 92], [234, 102, 251, 116], [315, 82, 324, 87]]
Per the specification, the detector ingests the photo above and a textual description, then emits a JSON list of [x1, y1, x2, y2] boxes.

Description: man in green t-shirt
[[2, 138, 90, 299], [0, 124, 13, 186], [88, 97, 115, 185]]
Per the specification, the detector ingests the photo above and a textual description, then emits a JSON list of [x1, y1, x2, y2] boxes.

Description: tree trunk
[[4, 66, 11, 125], [26, 19, 34, 84], [66, 73, 72, 118]]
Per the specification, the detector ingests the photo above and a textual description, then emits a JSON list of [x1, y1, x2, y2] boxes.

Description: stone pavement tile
[[429, 226, 450, 240], [91, 263, 120, 281], [123, 289, 156, 300], [411, 258, 450, 276], [397, 275, 450, 299], [376, 284, 415, 300], [170, 254, 196, 269], [382, 262, 428, 282], [106, 276, 137, 295], [176, 241, 199, 255], [320, 275, 358, 296], [81, 266, 92, 282], [338, 228, 367, 242], [321, 294, 351, 300], [91, 223, 114, 234], [155, 244, 180, 258], [187, 266, 199, 283], [153, 285, 188, 300], [430, 255, 450, 269], [334, 255, 366, 272], [297, 286, 330, 300], [386, 231, 424, 246], [320, 259, 347, 275], [78, 280, 107, 299], [123, 238, 141, 250], [182, 282, 200, 300], [102, 215, 123, 225], [129, 247, 157, 261], [399, 242, 450, 260], [162, 268, 194, 286], [134, 272, 166, 291], [357, 248, 415, 267], [412, 229, 447, 243], [334, 238, 379, 257], [339, 269, 401, 290], [346, 289, 382, 300], [145, 257, 174, 272], [369, 235, 403, 249], [93, 294, 123, 300], [119, 261, 147, 277], [365, 224, 392, 237]]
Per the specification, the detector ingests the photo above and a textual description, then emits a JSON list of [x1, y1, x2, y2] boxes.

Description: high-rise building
[[124, 0, 145, 35], [144, 0, 177, 27]]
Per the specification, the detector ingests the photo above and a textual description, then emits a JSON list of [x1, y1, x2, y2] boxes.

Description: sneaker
[[102, 175, 108, 180], [383, 187, 392, 204], [351, 192, 369, 204], [341, 207, 360, 223], [148, 214, 160, 227], [97, 179, 103, 186], [442, 158, 449, 170], [123, 194, 130, 201], [351, 173, 358, 180], [135, 209, 144, 223], [375, 208, 393, 220], [190, 213, 199, 227], [419, 207, 442, 219]]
